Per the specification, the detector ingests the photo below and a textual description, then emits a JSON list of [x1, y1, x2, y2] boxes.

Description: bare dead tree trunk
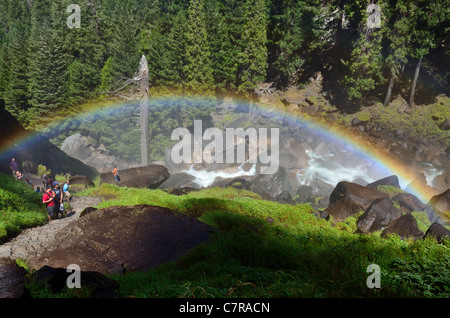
[[140, 55, 150, 166], [409, 56, 422, 107], [384, 76, 395, 106]]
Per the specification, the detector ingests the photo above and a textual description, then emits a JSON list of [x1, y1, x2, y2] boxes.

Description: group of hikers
[[41, 178, 72, 221], [9, 158, 33, 187], [9, 157, 72, 222], [10, 157, 121, 222]]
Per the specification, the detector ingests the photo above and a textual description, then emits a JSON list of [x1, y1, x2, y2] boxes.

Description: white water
[[423, 163, 443, 186], [183, 163, 257, 188], [180, 142, 443, 197], [297, 149, 383, 191]]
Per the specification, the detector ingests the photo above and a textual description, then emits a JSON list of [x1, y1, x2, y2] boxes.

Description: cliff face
[[0, 99, 98, 180]]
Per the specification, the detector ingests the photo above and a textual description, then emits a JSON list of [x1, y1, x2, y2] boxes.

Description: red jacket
[[43, 191, 55, 207]]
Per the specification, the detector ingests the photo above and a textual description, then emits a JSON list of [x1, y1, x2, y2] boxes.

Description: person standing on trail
[[10, 158, 19, 175], [52, 182, 63, 219], [63, 180, 71, 201], [42, 187, 55, 221], [15, 170, 23, 181], [112, 166, 119, 185]]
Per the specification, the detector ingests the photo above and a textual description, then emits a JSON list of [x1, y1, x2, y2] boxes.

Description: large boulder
[[70, 175, 95, 187], [428, 189, 450, 214], [325, 197, 363, 222], [381, 214, 424, 239], [249, 166, 295, 200], [432, 172, 450, 192], [329, 181, 389, 210], [60, 134, 120, 173], [356, 197, 402, 233], [100, 165, 170, 189], [367, 175, 401, 190], [31, 265, 119, 298], [26, 205, 215, 274], [0, 258, 27, 298], [392, 192, 427, 213], [159, 172, 196, 190], [60, 134, 92, 161], [423, 222, 450, 243]]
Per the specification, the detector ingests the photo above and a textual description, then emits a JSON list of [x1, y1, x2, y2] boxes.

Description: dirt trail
[[0, 196, 102, 261]]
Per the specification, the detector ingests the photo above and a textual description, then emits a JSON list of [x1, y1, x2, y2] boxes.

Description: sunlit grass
[[57, 183, 450, 298]]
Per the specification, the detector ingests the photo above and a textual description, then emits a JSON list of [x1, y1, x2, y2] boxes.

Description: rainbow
[[0, 94, 441, 206]]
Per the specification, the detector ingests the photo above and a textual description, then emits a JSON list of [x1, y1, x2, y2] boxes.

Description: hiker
[[112, 166, 119, 184], [63, 180, 71, 201], [42, 187, 55, 221], [35, 186, 41, 193], [65, 172, 72, 183], [10, 158, 19, 175], [15, 170, 23, 181], [52, 182, 63, 219], [42, 174, 52, 189]]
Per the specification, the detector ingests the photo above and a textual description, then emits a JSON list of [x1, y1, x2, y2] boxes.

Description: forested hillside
[[0, 0, 448, 125]]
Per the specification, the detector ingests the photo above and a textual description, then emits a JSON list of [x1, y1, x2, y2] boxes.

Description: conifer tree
[[237, 0, 268, 98], [341, 1, 386, 107], [184, 0, 214, 95], [206, 0, 244, 93]]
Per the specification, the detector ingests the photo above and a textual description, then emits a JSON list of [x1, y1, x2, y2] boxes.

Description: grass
[[23, 183, 449, 298], [0, 173, 47, 243]]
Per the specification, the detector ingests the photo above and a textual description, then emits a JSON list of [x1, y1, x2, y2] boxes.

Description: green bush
[[0, 173, 47, 242], [37, 164, 51, 177]]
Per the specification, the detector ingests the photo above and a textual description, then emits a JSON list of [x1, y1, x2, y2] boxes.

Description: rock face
[[0, 102, 98, 180], [159, 172, 197, 190], [356, 197, 402, 233], [329, 181, 389, 210], [0, 258, 27, 298], [250, 166, 295, 200], [367, 175, 401, 190], [325, 197, 363, 222], [32, 265, 119, 298], [61, 134, 121, 173], [423, 222, 450, 243], [392, 193, 427, 213], [26, 205, 215, 274], [100, 165, 170, 189], [428, 189, 450, 213], [381, 214, 424, 239], [61, 134, 93, 161]]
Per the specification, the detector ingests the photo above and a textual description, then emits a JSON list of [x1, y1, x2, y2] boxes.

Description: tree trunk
[[139, 55, 150, 166], [409, 56, 422, 107], [384, 76, 395, 106]]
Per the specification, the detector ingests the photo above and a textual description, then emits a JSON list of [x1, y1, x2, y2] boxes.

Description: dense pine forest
[[0, 0, 448, 125]]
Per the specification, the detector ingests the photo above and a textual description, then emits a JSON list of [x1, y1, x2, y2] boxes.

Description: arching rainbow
[[0, 94, 441, 206]]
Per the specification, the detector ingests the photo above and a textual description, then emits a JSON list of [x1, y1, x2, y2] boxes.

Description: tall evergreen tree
[[237, 0, 268, 98], [341, 1, 386, 108], [184, 0, 214, 95], [7, 18, 31, 117], [205, 0, 244, 94], [28, 0, 68, 116]]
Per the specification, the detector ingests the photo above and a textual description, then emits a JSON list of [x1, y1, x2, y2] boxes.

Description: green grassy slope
[[0, 173, 47, 242], [26, 183, 449, 298]]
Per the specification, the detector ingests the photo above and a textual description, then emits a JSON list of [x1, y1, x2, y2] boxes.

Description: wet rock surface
[[0, 258, 27, 298], [26, 205, 215, 274], [0, 196, 215, 297], [100, 164, 170, 189]]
